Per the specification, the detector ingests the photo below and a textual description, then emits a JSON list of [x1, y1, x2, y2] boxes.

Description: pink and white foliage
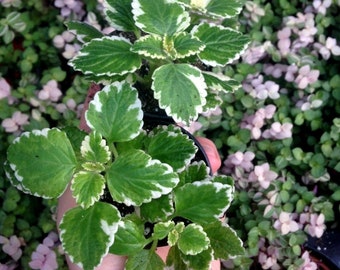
[[262, 122, 293, 140], [37, 80, 62, 102], [249, 163, 278, 189], [273, 211, 300, 235], [299, 251, 318, 270], [0, 235, 23, 261], [1, 111, 29, 133]]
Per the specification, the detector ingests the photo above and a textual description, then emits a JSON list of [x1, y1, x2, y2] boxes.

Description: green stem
[[110, 143, 119, 160]]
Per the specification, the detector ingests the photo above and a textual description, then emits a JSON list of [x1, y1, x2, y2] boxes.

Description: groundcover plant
[[4, 0, 249, 269]]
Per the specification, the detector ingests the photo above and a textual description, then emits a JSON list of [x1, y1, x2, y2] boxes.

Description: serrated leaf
[[147, 125, 197, 172], [153, 221, 175, 240], [131, 35, 167, 59], [59, 202, 121, 270], [7, 128, 77, 198], [178, 224, 210, 255], [140, 194, 174, 222], [4, 161, 30, 195], [193, 23, 250, 66], [104, 0, 137, 32], [132, 0, 190, 35], [203, 71, 241, 92], [168, 223, 185, 247], [178, 161, 210, 186], [109, 218, 148, 255], [106, 149, 179, 206], [206, 0, 245, 18], [66, 21, 104, 43], [62, 127, 87, 160], [81, 131, 110, 164], [86, 82, 143, 143], [203, 90, 223, 112], [174, 182, 234, 224], [152, 63, 207, 124], [70, 36, 141, 77], [172, 32, 205, 59], [126, 249, 165, 270], [204, 221, 244, 259], [71, 171, 105, 209], [181, 247, 213, 270]]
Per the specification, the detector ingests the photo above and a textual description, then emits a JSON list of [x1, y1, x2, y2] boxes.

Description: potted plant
[[5, 0, 250, 269]]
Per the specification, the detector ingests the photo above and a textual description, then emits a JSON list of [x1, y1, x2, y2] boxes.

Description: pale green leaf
[[206, 0, 245, 18], [71, 171, 105, 209], [203, 71, 241, 92], [104, 0, 137, 31], [86, 82, 143, 143], [80, 131, 110, 164], [168, 223, 185, 247], [7, 128, 77, 198], [193, 23, 250, 66], [203, 91, 223, 112], [204, 221, 244, 259], [70, 36, 141, 76], [126, 250, 165, 270], [140, 194, 174, 222], [147, 125, 197, 172], [132, 0, 190, 35], [153, 221, 175, 240], [66, 21, 104, 43], [174, 182, 234, 224], [109, 218, 148, 255], [59, 202, 121, 270], [152, 63, 207, 124], [131, 35, 167, 59], [178, 161, 210, 186], [178, 224, 210, 255], [106, 149, 179, 206]]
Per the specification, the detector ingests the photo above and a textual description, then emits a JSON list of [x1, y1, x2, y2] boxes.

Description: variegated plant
[[6, 0, 249, 269]]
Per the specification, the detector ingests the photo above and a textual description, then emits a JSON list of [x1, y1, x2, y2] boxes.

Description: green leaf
[[109, 218, 148, 255], [7, 128, 77, 198], [104, 0, 137, 32], [193, 23, 250, 66], [178, 161, 210, 187], [147, 125, 197, 172], [132, 0, 190, 35], [66, 21, 104, 43], [59, 202, 121, 270], [86, 82, 143, 143], [206, 0, 245, 18], [81, 131, 110, 165], [203, 71, 241, 92], [71, 171, 105, 209], [168, 223, 185, 246], [70, 36, 141, 76], [106, 149, 179, 206], [152, 63, 207, 124], [166, 246, 187, 270], [4, 161, 30, 195], [140, 194, 174, 222], [174, 182, 234, 224], [172, 32, 205, 59], [178, 224, 210, 255], [204, 221, 244, 259], [131, 35, 167, 59], [203, 90, 223, 112], [126, 250, 165, 270], [180, 247, 213, 270], [153, 221, 175, 240]]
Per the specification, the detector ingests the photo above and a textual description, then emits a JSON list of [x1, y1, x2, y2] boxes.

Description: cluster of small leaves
[[6, 82, 243, 270], [68, 0, 250, 124]]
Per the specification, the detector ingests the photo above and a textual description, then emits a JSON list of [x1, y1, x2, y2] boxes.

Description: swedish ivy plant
[[5, 0, 250, 269]]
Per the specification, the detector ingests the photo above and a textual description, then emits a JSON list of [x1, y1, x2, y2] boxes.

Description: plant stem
[[110, 143, 119, 160]]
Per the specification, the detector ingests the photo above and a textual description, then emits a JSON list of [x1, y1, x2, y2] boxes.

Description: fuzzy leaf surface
[[59, 202, 121, 270], [131, 35, 166, 59], [152, 63, 207, 124], [204, 221, 244, 259], [132, 0, 190, 36], [126, 250, 165, 270], [147, 125, 197, 172], [7, 128, 76, 198], [66, 21, 104, 43], [193, 23, 250, 66], [70, 36, 141, 76], [174, 182, 234, 224], [104, 0, 136, 31], [106, 149, 179, 206], [71, 171, 105, 209], [109, 218, 148, 255], [86, 82, 143, 143], [177, 224, 210, 255]]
